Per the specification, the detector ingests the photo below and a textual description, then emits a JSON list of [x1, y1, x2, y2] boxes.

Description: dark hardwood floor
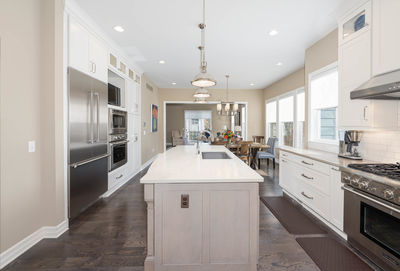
[[3, 160, 379, 271]]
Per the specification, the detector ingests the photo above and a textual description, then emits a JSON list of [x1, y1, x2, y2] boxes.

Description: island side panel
[[144, 184, 155, 271], [153, 182, 259, 271]]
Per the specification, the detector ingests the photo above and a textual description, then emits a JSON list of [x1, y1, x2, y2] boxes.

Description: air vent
[[146, 83, 153, 92]]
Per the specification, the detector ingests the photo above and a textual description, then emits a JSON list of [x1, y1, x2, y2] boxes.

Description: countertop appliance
[[338, 130, 363, 160], [351, 68, 400, 100], [342, 164, 400, 271], [109, 108, 127, 135], [68, 68, 108, 219], [108, 83, 121, 106], [109, 133, 128, 171]]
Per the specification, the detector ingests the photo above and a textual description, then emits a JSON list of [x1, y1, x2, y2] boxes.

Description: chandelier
[[217, 75, 238, 116], [191, 0, 216, 88]]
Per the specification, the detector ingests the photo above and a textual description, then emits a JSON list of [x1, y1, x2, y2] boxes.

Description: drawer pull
[[301, 192, 314, 200], [281, 159, 287, 163], [282, 153, 288, 157], [331, 167, 340, 171], [116, 174, 123, 179], [302, 160, 314, 166], [301, 173, 314, 180]]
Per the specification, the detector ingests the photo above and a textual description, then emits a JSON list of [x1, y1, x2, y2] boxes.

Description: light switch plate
[[28, 141, 36, 153]]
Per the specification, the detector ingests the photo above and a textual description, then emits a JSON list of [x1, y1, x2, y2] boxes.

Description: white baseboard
[[0, 220, 68, 269], [141, 154, 158, 170]]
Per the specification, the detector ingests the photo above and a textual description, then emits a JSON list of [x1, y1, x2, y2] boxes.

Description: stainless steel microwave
[[108, 83, 121, 106], [108, 109, 127, 135]]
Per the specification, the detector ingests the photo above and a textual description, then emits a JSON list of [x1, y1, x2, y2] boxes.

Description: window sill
[[308, 140, 338, 154]]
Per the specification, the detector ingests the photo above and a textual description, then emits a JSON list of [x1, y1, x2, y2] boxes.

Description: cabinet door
[[68, 18, 89, 74], [338, 30, 372, 128], [372, 0, 400, 75], [329, 167, 343, 231], [89, 35, 108, 83], [127, 114, 140, 175], [279, 157, 296, 195], [126, 79, 139, 114]]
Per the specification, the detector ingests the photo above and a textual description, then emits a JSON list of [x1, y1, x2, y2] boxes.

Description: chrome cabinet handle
[[116, 174, 123, 179], [89, 91, 94, 144], [363, 106, 368, 121], [282, 153, 288, 157], [331, 167, 340, 171], [281, 159, 287, 163], [71, 153, 110, 168], [93, 92, 100, 142], [301, 192, 314, 200], [302, 160, 313, 166], [301, 173, 314, 180]]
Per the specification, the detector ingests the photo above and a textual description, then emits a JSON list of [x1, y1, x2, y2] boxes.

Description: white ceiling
[[74, 0, 355, 89]]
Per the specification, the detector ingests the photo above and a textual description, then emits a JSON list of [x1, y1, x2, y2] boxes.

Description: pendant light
[[193, 87, 211, 98], [191, 0, 216, 88], [217, 75, 238, 116]]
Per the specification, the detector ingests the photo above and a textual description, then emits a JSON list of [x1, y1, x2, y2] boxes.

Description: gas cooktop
[[348, 163, 400, 180]]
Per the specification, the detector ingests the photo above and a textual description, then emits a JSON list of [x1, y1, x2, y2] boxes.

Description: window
[[309, 63, 338, 144], [266, 101, 277, 138], [279, 96, 294, 147], [184, 110, 212, 142], [265, 87, 304, 148]]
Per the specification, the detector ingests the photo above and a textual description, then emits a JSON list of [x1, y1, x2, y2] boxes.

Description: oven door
[[109, 140, 128, 171], [343, 185, 400, 271], [109, 110, 127, 134]]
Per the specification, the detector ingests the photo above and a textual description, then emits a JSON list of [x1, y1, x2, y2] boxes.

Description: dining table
[[226, 142, 269, 169]]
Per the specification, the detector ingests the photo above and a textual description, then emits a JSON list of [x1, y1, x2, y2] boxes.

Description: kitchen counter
[[141, 144, 261, 271], [140, 144, 263, 184], [278, 145, 376, 169]]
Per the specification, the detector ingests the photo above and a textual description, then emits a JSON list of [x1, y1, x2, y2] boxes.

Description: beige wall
[[141, 75, 160, 164], [264, 68, 305, 101], [0, 0, 65, 253], [158, 88, 265, 152], [165, 103, 240, 143]]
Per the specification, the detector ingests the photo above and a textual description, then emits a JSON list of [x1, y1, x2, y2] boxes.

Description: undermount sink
[[201, 152, 231, 159]]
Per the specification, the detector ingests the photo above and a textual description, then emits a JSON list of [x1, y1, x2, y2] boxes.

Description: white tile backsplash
[[358, 131, 400, 163]]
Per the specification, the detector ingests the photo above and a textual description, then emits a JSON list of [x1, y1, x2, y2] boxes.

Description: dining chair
[[238, 141, 253, 165], [256, 137, 278, 169], [252, 135, 265, 144]]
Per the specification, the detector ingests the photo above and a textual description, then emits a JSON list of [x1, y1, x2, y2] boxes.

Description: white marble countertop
[[140, 145, 263, 184], [278, 145, 376, 168]]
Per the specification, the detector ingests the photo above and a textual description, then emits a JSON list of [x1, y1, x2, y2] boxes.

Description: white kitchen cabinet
[[372, 0, 400, 76], [338, 30, 372, 128], [127, 114, 141, 176], [108, 164, 127, 190], [279, 154, 296, 195], [68, 17, 107, 83], [126, 79, 140, 114], [329, 166, 344, 231]]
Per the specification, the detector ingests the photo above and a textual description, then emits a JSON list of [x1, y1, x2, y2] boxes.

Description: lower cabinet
[[108, 165, 127, 190], [279, 151, 344, 233]]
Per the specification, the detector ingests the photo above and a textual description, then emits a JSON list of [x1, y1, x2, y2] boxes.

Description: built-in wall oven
[[342, 170, 400, 271], [109, 133, 128, 172], [109, 109, 127, 135]]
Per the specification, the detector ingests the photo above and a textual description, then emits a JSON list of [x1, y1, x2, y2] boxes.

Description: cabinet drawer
[[108, 165, 126, 189], [280, 151, 297, 162], [292, 156, 330, 175], [297, 179, 330, 219], [293, 165, 330, 195]]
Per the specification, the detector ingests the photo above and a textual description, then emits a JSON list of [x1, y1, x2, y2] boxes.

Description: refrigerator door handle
[[70, 153, 110, 168], [89, 91, 94, 144], [93, 92, 100, 142]]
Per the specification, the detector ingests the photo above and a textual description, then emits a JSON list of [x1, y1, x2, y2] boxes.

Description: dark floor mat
[[260, 196, 326, 234], [296, 237, 374, 271]]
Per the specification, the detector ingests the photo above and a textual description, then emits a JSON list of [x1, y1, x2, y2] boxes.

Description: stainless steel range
[[342, 164, 400, 271]]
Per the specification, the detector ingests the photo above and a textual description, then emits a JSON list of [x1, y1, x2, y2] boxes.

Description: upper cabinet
[[372, 0, 400, 76], [68, 17, 107, 83], [338, 0, 399, 129]]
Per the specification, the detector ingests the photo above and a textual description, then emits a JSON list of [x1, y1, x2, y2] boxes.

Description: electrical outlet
[[28, 141, 36, 153]]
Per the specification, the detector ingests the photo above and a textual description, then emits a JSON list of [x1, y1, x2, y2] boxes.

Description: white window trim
[[307, 61, 339, 150], [265, 87, 305, 148]]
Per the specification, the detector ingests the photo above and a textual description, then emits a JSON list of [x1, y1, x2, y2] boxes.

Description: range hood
[[350, 69, 400, 100]]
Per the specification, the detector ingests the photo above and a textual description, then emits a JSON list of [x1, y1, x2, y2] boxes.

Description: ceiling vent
[[146, 83, 153, 92]]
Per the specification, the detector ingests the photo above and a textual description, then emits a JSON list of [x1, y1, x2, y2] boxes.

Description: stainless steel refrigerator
[[68, 67, 108, 219]]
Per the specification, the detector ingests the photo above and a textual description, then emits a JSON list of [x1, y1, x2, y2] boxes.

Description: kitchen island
[[141, 145, 263, 271]]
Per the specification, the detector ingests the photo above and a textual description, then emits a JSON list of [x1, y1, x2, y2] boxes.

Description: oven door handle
[[110, 140, 129, 146], [342, 186, 400, 214]]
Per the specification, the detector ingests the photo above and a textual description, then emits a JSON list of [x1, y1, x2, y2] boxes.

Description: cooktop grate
[[348, 163, 400, 180]]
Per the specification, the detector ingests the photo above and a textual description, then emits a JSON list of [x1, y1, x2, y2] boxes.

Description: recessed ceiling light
[[159, 60, 165, 64], [113, 25, 125, 32], [172, 82, 176, 85], [250, 83, 255, 86], [276, 62, 283, 66], [269, 29, 279, 36]]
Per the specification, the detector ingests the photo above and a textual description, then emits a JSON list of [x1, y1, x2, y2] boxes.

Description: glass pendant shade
[[193, 88, 211, 98], [233, 103, 239, 111], [217, 103, 222, 111], [224, 103, 230, 112], [194, 97, 207, 103], [191, 71, 216, 87]]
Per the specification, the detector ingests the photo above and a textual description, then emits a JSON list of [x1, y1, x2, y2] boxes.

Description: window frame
[[265, 87, 305, 148], [307, 62, 339, 147]]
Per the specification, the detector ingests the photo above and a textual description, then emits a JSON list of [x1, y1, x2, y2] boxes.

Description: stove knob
[[351, 178, 360, 186], [359, 181, 369, 190], [343, 175, 351, 183], [383, 189, 394, 200]]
